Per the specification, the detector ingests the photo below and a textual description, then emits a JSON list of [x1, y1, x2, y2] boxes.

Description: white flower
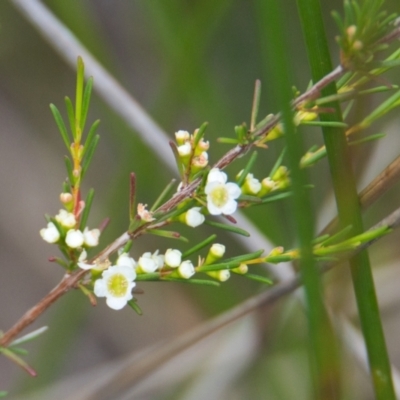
[[55, 209, 76, 228], [83, 227, 100, 247], [165, 249, 182, 268], [205, 168, 241, 215], [116, 253, 137, 269], [185, 207, 205, 227], [178, 260, 195, 279], [94, 265, 136, 310], [65, 229, 84, 248], [40, 222, 60, 243]]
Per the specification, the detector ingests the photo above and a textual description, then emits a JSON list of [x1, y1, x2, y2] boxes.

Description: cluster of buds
[[261, 108, 318, 144], [175, 128, 209, 180], [237, 166, 290, 197], [76, 239, 254, 310], [40, 206, 100, 250]]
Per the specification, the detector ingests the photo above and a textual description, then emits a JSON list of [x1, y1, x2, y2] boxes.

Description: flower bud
[[83, 227, 100, 247], [175, 130, 190, 145], [177, 142, 192, 157], [178, 260, 195, 279], [60, 192, 73, 204], [259, 177, 276, 197], [205, 243, 225, 265], [40, 222, 60, 243], [265, 123, 283, 142], [207, 270, 230, 282], [232, 263, 248, 274], [65, 229, 84, 248], [165, 249, 182, 268], [55, 209, 76, 229], [185, 207, 205, 228], [241, 173, 261, 195]]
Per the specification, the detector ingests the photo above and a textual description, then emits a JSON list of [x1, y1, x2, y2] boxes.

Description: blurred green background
[[1, 1, 400, 399]]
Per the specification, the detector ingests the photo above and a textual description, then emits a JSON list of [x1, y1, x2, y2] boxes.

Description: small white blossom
[[205, 168, 241, 215], [185, 207, 205, 227], [65, 229, 84, 248], [40, 222, 60, 243], [94, 265, 136, 310], [178, 260, 195, 279], [165, 249, 182, 268], [83, 227, 100, 247], [55, 209, 76, 228]]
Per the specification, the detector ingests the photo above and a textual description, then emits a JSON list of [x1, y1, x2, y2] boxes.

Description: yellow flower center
[[210, 185, 228, 207], [107, 273, 129, 297]]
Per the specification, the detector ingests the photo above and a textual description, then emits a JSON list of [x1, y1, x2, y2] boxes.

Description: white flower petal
[[226, 182, 241, 198], [220, 199, 238, 215], [106, 295, 131, 310], [78, 261, 94, 270], [207, 168, 227, 184], [94, 279, 107, 297], [117, 253, 137, 270]]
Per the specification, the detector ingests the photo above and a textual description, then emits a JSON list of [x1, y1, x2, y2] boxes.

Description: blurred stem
[[297, 1, 395, 399], [257, 2, 339, 399]]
